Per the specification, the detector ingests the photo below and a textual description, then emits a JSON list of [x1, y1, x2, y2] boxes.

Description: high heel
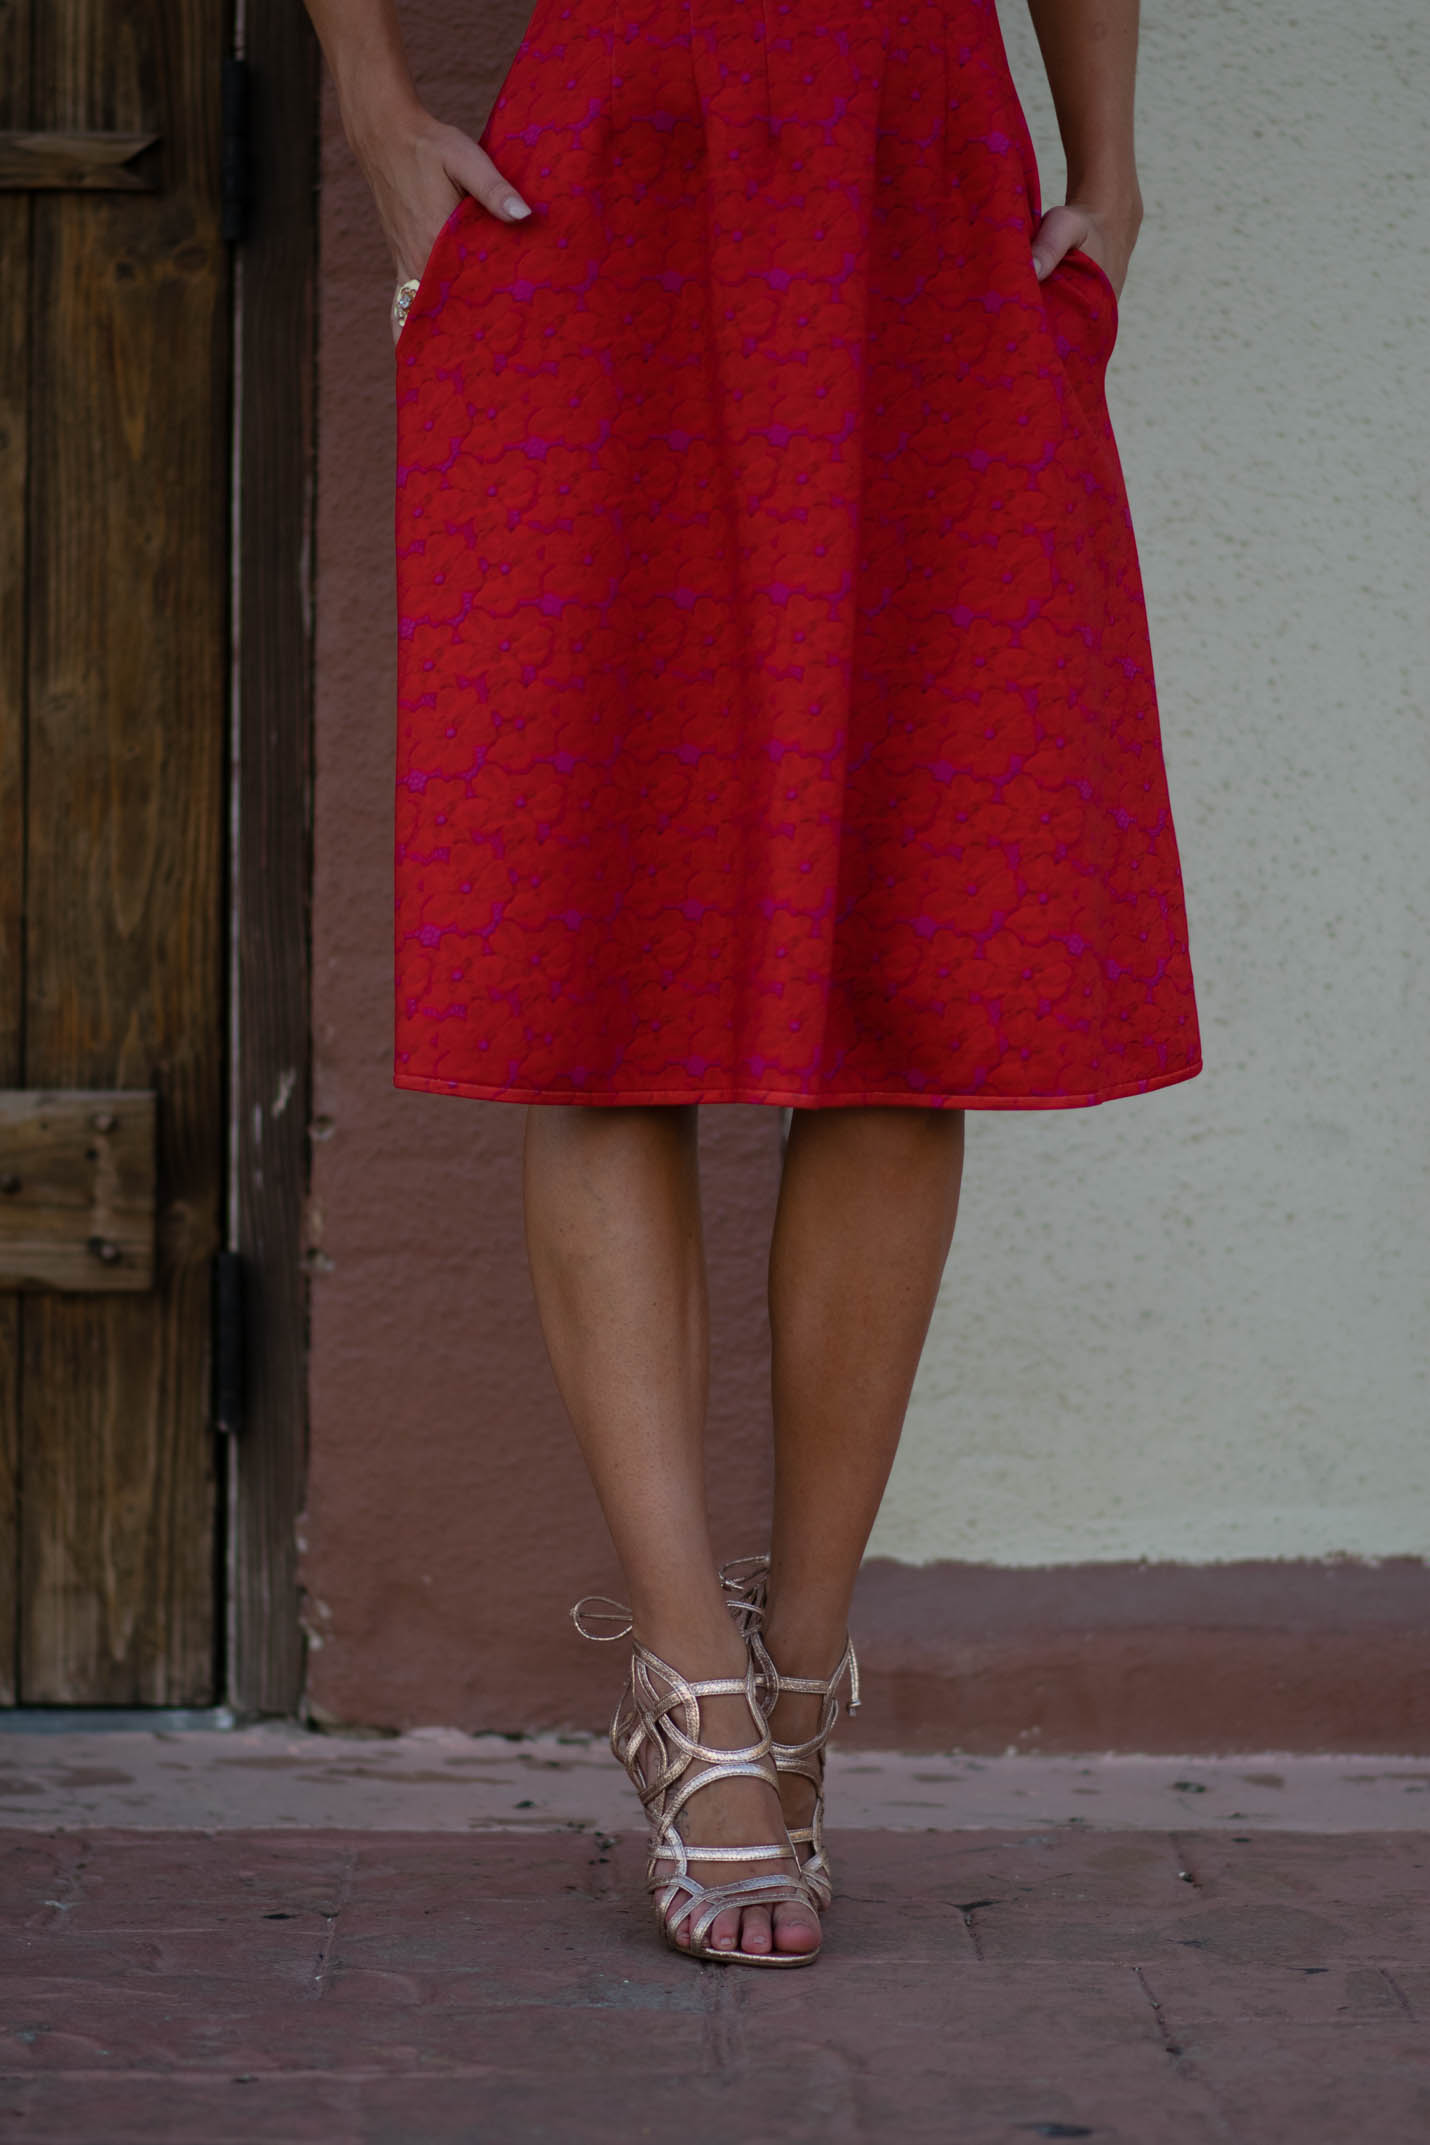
[[717, 1555, 859, 1914], [572, 1595, 822, 1967]]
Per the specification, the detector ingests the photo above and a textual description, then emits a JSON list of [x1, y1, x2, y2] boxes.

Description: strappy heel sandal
[[572, 1594, 822, 1967], [718, 1555, 860, 1914]]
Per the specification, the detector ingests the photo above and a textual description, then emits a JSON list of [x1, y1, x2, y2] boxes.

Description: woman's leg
[[522, 1102, 818, 1956], [762, 1106, 966, 1816]]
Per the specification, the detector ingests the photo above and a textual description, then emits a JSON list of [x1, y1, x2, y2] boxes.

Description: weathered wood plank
[[0, 1090, 156, 1292], [0, 131, 159, 189], [0, 0, 34, 1705], [20, 0, 226, 1704], [229, 0, 319, 1715]]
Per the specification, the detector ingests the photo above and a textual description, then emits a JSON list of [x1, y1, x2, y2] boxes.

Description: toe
[[739, 1905, 774, 1955], [707, 1906, 742, 1953], [773, 1900, 821, 1955]]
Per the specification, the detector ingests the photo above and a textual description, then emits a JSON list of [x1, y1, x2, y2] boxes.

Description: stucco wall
[[871, 0, 1430, 1567], [301, 0, 1428, 1742]]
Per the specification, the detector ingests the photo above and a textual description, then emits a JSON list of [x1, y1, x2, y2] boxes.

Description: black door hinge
[[221, 56, 250, 244], [212, 1249, 246, 1434]]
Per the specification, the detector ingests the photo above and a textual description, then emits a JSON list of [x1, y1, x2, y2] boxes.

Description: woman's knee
[[525, 1099, 698, 1159]]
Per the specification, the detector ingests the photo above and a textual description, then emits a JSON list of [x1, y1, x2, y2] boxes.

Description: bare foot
[[667, 1692, 819, 1957], [636, 1674, 820, 1958]]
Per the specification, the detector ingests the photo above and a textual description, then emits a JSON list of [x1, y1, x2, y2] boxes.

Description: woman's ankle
[[759, 1613, 851, 1684], [630, 1606, 750, 1681]]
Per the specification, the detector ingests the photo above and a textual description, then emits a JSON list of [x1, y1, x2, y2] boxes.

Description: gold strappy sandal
[[718, 1555, 860, 1914], [572, 1595, 822, 1967]]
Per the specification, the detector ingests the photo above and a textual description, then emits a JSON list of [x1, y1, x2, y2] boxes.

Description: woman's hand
[[352, 104, 531, 341], [1030, 193, 1142, 297], [1024, 0, 1144, 299], [301, 2, 532, 338]]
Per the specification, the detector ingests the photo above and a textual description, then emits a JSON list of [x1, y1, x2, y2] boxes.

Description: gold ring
[[391, 277, 422, 332]]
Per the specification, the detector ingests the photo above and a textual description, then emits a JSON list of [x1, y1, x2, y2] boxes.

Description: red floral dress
[[393, 0, 1202, 1108]]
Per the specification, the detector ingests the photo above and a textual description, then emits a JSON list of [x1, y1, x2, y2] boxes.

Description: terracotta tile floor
[[3, 1823, 1427, 2142]]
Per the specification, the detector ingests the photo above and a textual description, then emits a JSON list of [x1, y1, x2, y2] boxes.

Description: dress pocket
[[1067, 245, 1119, 310], [1053, 246, 1120, 362], [1038, 244, 1121, 394], [393, 195, 479, 358]]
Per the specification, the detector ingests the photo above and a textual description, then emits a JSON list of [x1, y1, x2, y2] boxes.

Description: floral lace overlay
[[394, 0, 1202, 1108]]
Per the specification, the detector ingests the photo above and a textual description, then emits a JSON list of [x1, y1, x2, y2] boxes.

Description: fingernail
[[1032, 254, 1047, 280], [505, 196, 531, 220]]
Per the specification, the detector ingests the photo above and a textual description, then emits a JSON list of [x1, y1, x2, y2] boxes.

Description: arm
[[1024, 0, 1143, 293], [303, 0, 530, 328]]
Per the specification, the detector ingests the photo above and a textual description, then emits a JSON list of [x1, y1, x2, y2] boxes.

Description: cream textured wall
[[870, 0, 1430, 1566]]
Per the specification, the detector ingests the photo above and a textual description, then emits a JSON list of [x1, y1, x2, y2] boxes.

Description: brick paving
[[2, 1824, 1427, 2142]]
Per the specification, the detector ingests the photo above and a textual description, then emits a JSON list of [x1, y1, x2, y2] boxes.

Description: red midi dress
[[393, 0, 1202, 1109]]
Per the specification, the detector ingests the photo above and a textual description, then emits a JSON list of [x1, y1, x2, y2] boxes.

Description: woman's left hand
[[1031, 195, 1142, 296]]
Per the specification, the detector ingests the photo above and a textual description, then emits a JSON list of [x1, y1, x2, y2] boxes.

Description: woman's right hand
[[349, 103, 531, 338], [303, 2, 530, 332]]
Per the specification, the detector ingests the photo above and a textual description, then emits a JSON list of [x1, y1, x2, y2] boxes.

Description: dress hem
[[392, 1060, 1203, 1110]]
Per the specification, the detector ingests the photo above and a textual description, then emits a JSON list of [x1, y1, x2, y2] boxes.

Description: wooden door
[[0, 0, 229, 1703]]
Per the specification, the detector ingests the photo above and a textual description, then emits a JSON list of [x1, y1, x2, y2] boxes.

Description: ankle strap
[[753, 1630, 861, 1714]]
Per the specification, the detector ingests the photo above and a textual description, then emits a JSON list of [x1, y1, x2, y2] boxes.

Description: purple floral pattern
[[393, 0, 1202, 1107]]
